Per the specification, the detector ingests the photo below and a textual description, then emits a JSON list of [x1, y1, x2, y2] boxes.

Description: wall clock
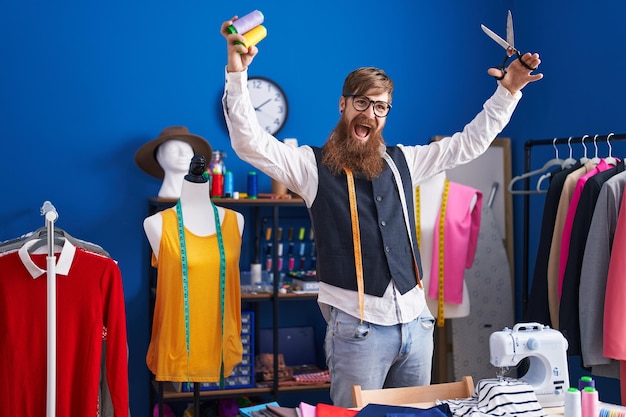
[[247, 76, 289, 136]]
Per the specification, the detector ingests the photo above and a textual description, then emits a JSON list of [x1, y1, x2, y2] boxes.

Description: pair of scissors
[[481, 10, 536, 80]]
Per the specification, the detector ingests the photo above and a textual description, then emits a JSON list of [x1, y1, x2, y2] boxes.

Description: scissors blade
[[481, 24, 514, 52], [507, 10, 514, 49]]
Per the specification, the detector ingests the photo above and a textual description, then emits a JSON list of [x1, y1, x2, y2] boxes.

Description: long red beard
[[322, 115, 385, 180]]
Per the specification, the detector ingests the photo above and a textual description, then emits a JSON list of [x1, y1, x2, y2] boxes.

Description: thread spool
[[579, 376, 596, 391], [227, 10, 264, 35], [239, 25, 267, 49], [247, 171, 258, 199], [565, 388, 582, 417], [250, 263, 262, 284], [210, 173, 224, 197], [581, 387, 599, 417], [224, 171, 234, 197]]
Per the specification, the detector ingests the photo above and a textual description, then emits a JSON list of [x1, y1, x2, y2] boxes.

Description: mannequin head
[[156, 139, 195, 176]]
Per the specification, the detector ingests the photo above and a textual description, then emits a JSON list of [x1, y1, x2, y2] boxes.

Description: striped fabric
[[439, 378, 546, 417]]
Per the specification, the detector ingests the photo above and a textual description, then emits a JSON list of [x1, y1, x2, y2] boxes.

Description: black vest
[[309, 146, 423, 297]]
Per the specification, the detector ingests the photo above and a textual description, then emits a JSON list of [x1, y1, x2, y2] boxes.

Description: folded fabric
[[355, 403, 452, 417], [265, 405, 299, 417], [299, 402, 317, 417], [239, 402, 280, 417], [441, 378, 546, 417], [316, 403, 359, 417]]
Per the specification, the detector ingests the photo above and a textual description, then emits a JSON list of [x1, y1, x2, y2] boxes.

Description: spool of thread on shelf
[[210, 173, 224, 197], [247, 171, 258, 199], [250, 263, 262, 284], [224, 171, 234, 197], [581, 387, 599, 417], [227, 10, 264, 35], [579, 376, 596, 391], [565, 388, 582, 417]]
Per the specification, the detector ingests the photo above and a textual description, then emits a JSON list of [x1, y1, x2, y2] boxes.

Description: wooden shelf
[[154, 381, 331, 401]]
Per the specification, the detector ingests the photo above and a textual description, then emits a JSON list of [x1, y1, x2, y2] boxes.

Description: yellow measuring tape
[[416, 178, 450, 327], [344, 167, 365, 323]]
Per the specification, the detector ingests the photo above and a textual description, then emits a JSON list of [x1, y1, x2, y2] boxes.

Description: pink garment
[[427, 182, 482, 304], [604, 184, 626, 361], [558, 159, 609, 296]]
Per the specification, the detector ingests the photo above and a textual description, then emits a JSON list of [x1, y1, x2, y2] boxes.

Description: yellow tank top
[[146, 207, 243, 382]]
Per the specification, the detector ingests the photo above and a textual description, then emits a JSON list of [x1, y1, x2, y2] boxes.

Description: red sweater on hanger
[[0, 240, 129, 417]]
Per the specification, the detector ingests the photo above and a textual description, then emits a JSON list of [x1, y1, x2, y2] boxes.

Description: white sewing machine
[[489, 322, 569, 407]]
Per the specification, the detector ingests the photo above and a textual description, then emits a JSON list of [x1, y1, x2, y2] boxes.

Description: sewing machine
[[489, 322, 569, 407]]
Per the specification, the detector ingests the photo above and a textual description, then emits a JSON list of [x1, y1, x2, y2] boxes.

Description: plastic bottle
[[209, 150, 226, 197]]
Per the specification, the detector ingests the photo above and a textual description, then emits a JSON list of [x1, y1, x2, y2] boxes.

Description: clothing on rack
[[520, 134, 626, 402], [0, 238, 129, 417], [524, 161, 581, 327], [559, 161, 624, 357], [578, 170, 626, 378]]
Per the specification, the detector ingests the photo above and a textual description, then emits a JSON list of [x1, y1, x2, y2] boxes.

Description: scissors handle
[[493, 50, 537, 80]]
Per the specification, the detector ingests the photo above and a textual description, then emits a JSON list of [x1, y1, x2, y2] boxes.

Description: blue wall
[[2, 1, 625, 415]]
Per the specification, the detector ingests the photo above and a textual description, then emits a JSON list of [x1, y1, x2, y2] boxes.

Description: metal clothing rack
[[40, 201, 59, 417], [518, 133, 626, 316]]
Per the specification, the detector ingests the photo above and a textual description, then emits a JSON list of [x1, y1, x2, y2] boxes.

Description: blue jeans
[[324, 306, 435, 407]]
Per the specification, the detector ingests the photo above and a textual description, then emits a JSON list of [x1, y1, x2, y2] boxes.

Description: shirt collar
[[18, 239, 76, 279]]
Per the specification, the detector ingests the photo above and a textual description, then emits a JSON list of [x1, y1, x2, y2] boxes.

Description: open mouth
[[353, 124, 371, 141]]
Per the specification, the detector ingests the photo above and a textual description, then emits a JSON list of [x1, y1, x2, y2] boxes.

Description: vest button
[[385, 246, 390, 252], [380, 220, 387, 227], [376, 196, 382, 202]]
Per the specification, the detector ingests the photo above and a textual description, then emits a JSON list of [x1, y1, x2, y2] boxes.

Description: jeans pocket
[[332, 310, 371, 340], [418, 315, 435, 330]]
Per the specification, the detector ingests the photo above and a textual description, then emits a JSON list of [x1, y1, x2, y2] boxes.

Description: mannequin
[[144, 154, 245, 384], [144, 154, 244, 257], [154, 139, 196, 199], [417, 171, 478, 319]]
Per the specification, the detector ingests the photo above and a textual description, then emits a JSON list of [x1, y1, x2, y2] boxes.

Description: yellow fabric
[[146, 208, 243, 382]]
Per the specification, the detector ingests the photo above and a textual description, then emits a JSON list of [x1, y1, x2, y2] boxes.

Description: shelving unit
[[146, 197, 329, 415]]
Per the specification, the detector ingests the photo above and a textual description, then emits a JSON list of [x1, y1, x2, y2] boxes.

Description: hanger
[[561, 136, 578, 168], [1, 227, 110, 257], [579, 134, 590, 163], [604, 132, 618, 166], [590, 134, 601, 164], [25, 231, 66, 254], [535, 137, 579, 192], [508, 137, 565, 195]]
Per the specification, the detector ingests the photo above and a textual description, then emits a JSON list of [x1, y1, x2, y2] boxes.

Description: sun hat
[[134, 126, 212, 179]]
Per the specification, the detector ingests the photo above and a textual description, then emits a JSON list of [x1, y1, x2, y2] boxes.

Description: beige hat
[[134, 126, 212, 179]]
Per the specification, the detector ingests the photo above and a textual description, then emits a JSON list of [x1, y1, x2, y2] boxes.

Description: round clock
[[247, 76, 289, 136]]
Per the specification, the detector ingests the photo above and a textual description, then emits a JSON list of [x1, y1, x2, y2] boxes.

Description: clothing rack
[[518, 133, 626, 316], [40, 201, 59, 417]]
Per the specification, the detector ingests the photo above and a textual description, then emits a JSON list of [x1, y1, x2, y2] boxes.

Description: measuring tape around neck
[[176, 199, 227, 388]]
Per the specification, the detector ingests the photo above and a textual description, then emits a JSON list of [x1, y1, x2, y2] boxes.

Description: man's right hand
[[221, 16, 259, 73]]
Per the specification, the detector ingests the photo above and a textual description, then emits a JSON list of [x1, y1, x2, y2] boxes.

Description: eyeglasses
[[344, 94, 392, 118]]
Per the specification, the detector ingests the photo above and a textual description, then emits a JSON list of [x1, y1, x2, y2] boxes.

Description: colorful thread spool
[[579, 376, 596, 391], [239, 25, 267, 49], [228, 10, 267, 50], [227, 10, 264, 35], [224, 171, 234, 197], [581, 387, 599, 417], [247, 171, 258, 199], [565, 388, 582, 417]]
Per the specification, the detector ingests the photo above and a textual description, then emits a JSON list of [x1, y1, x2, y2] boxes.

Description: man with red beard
[[221, 17, 542, 407]]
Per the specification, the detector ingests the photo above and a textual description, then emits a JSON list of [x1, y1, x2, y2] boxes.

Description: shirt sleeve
[[400, 84, 521, 186], [222, 68, 319, 207]]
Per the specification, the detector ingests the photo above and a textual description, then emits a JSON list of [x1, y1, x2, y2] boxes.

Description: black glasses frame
[[344, 94, 392, 118]]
